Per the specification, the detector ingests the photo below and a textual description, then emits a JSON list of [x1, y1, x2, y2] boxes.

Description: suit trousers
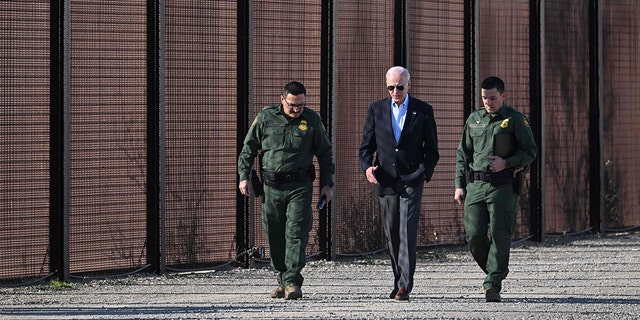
[[378, 182, 424, 293]]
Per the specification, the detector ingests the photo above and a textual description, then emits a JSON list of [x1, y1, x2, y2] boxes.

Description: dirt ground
[[1, 232, 639, 320]]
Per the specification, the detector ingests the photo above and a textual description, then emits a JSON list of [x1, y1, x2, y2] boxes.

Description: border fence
[[1, 1, 639, 284]]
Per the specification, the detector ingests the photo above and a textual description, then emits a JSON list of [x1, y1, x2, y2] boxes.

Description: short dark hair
[[481, 76, 505, 94], [283, 81, 306, 97]]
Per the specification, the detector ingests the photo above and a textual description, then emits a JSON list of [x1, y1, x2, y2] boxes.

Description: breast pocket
[[263, 123, 286, 148], [290, 124, 314, 151], [470, 128, 487, 151]]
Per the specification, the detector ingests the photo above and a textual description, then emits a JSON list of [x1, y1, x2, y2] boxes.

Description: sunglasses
[[387, 85, 405, 91]]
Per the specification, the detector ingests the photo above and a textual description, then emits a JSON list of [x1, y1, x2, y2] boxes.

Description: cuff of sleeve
[[505, 158, 514, 169]]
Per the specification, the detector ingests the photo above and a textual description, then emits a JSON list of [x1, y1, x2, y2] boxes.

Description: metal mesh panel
[[543, 1, 591, 233], [409, 0, 466, 245], [164, 0, 238, 267], [478, 0, 532, 238], [250, 1, 324, 258], [68, 1, 148, 273], [0, 2, 50, 280], [2, 0, 640, 282], [601, 1, 640, 229], [334, 0, 394, 254]]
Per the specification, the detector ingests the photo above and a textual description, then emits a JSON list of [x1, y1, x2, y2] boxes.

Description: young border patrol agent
[[454, 76, 537, 302], [238, 81, 335, 300]]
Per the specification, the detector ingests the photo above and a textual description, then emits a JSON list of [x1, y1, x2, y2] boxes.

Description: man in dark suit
[[359, 66, 439, 301]]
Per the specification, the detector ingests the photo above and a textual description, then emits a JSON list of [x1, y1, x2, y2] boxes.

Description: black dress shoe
[[389, 288, 398, 299], [394, 287, 409, 301]]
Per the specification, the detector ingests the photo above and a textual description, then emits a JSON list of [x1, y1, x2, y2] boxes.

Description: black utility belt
[[472, 171, 492, 182], [263, 166, 315, 186], [471, 170, 512, 187]]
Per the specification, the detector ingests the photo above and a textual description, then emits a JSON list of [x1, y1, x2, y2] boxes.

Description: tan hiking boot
[[270, 285, 285, 298], [284, 283, 302, 300]]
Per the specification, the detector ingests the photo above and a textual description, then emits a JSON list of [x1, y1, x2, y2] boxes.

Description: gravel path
[[1, 232, 639, 319]]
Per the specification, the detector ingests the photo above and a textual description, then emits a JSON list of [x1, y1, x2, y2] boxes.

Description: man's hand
[[454, 188, 465, 205], [488, 156, 506, 172], [320, 184, 334, 203], [365, 166, 379, 184], [239, 179, 251, 197]]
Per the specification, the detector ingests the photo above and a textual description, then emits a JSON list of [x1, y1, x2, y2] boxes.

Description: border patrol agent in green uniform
[[238, 81, 335, 300], [454, 77, 537, 302]]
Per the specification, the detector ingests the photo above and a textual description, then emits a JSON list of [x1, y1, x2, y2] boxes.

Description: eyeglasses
[[284, 100, 306, 109], [387, 85, 405, 91]]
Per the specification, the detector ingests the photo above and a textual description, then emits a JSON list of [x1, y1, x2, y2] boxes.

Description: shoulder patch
[[523, 117, 530, 127], [250, 116, 258, 127]]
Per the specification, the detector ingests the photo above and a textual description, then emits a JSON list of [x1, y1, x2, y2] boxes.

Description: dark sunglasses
[[387, 85, 405, 91]]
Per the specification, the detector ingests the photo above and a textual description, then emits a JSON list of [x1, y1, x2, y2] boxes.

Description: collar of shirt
[[483, 102, 509, 118], [391, 95, 409, 110]]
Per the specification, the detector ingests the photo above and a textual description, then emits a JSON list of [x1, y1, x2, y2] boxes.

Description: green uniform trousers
[[262, 181, 313, 287], [463, 180, 517, 290]]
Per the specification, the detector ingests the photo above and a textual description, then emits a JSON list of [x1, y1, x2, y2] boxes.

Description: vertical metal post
[[464, 0, 477, 119], [588, 0, 603, 233], [319, 0, 335, 261], [529, 0, 545, 242], [50, 0, 70, 282], [394, 0, 407, 67], [236, 0, 251, 268], [146, 0, 165, 274]]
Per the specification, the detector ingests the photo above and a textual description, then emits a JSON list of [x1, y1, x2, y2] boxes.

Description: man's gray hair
[[386, 66, 410, 81]]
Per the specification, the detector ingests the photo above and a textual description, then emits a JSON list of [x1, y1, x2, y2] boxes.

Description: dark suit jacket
[[359, 96, 439, 195]]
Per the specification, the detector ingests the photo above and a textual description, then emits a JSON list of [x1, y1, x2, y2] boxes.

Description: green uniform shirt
[[238, 104, 335, 185], [455, 103, 537, 189]]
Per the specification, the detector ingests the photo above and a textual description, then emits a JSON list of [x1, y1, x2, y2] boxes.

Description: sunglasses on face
[[387, 85, 405, 91]]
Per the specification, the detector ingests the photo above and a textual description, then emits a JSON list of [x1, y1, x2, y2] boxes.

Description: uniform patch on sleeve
[[523, 117, 530, 127], [250, 116, 258, 127]]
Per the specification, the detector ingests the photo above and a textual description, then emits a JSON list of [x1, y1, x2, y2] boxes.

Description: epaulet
[[471, 107, 485, 115], [302, 107, 321, 119], [263, 104, 279, 111], [505, 106, 524, 118], [505, 105, 519, 113]]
